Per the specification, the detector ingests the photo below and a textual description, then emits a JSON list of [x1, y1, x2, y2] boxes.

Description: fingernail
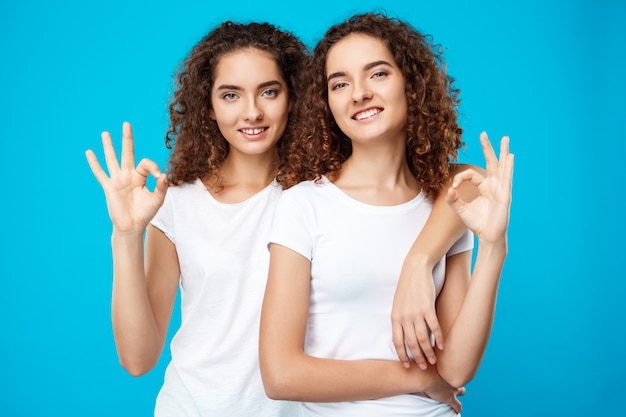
[[403, 362, 410, 369], [419, 363, 427, 371], [428, 357, 436, 365]]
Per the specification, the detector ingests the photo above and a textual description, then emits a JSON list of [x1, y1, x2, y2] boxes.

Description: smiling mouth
[[353, 108, 382, 121], [240, 127, 267, 135]]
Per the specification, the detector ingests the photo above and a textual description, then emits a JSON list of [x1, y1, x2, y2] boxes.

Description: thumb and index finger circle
[[135, 158, 161, 179]]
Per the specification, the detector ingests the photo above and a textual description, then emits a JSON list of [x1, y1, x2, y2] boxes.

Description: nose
[[351, 80, 372, 103], [242, 98, 263, 121]]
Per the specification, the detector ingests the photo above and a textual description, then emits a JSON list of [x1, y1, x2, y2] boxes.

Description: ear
[[209, 108, 216, 120]]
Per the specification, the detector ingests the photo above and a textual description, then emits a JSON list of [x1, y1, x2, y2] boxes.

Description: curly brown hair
[[165, 21, 310, 187], [279, 13, 463, 198]]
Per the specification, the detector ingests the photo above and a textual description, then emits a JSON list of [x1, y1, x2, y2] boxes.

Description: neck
[[341, 135, 414, 186], [222, 149, 279, 184], [333, 138, 420, 205], [204, 149, 279, 203]]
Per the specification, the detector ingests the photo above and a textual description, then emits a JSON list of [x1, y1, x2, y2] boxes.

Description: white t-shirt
[[150, 178, 297, 417], [269, 177, 473, 417]]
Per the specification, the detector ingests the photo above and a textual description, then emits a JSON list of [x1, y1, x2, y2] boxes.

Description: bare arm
[[259, 244, 455, 404], [392, 164, 483, 369], [433, 133, 514, 388], [111, 225, 180, 375], [86, 122, 178, 376]]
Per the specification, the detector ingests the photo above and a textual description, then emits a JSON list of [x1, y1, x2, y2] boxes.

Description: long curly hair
[[279, 13, 463, 198], [165, 21, 310, 187]]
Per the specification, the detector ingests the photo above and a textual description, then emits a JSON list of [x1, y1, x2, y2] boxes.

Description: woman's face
[[325, 33, 407, 147], [210, 47, 289, 158]]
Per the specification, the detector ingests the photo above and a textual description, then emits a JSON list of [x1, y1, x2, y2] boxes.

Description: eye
[[222, 93, 238, 101], [331, 82, 348, 91], [262, 89, 278, 98], [372, 71, 388, 79]]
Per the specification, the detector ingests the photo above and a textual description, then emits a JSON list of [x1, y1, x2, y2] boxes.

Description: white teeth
[[241, 127, 266, 135], [354, 108, 381, 120]]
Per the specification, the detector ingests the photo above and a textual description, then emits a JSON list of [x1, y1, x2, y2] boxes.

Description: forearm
[[404, 203, 465, 270], [110, 230, 162, 375], [405, 165, 482, 268], [261, 244, 446, 402], [437, 240, 507, 387], [392, 191, 469, 363], [261, 352, 441, 402]]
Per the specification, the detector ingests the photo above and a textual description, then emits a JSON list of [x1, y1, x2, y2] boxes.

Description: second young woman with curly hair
[[86, 21, 308, 416], [259, 13, 513, 416]]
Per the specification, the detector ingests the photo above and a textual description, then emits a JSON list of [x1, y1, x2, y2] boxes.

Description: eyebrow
[[327, 60, 393, 82], [215, 80, 283, 91]]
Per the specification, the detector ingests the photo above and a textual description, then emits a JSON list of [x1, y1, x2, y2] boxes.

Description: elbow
[[260, 366, 293, 400], [118, 354, 156, 377], [123, 365, 150, 378], [443, 374, 472, 391], [262, 377, 290, 401], [260, 357, 300, 401], [437, 364, 477, 390]]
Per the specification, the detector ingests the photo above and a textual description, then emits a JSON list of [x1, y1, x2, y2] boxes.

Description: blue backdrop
[[1, 0, 624, 416]]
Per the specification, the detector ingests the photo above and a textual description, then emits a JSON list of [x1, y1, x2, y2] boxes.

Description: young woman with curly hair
[[260, 12, 514, 417], [85, 21, 308, 416]]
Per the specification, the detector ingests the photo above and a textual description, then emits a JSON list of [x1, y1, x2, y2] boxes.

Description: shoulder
[[158, 179, 210, 211], [165, 178, 203, 195], [277, 178, 333, 216], [282, 177, 329, 198]]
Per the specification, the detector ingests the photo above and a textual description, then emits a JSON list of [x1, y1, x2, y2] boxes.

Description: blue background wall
[[1, 0, 624, 416]]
